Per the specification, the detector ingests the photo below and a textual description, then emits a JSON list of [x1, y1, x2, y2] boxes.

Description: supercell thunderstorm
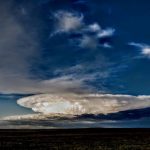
[[15, 94, 150, 118]]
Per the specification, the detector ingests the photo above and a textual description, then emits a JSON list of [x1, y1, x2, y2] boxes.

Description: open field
[[0, 129, 149, 149]]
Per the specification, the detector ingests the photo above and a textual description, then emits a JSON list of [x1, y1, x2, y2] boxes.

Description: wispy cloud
[[51, 10, 115, 49], [129, 42, 150, 58], [97, 28, 115, 38]]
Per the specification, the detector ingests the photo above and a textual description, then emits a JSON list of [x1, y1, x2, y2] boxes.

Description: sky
[[0, 0, 150, 127], [0, 0, 150, 95]]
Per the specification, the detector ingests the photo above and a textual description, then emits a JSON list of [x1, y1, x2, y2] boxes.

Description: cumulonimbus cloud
[[15, 93, 150, 118]]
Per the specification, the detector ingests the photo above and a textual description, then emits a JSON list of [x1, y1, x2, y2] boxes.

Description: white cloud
[[11, 93, 150, 119], [79, 26, 115, 49], [97, 28, 115, 38], [53, 10, 84, 33], [141, 47, 150, 57], [128, 42, 144, 48], [87, 23, 101, 32], [102, 43, 112, 48], [129, 42, 150, 58]]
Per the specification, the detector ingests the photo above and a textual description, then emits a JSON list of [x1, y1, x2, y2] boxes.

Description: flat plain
[[0, 128, 150, 150]]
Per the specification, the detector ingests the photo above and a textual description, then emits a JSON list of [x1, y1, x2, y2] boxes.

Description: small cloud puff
[[129, 42, 150, 58], [97, 28, 115, 38], [53, 10, 84, 33], [86, 23, 101, 32]]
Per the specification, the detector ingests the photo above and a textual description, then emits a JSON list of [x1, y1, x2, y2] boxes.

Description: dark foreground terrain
[[0, 129, 150, 150]]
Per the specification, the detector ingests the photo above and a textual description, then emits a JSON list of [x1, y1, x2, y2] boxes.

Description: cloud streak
[[129, 42, 150, 58]]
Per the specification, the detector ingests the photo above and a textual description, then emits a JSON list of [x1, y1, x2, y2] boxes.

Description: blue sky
[[0, 0, 150, 95]]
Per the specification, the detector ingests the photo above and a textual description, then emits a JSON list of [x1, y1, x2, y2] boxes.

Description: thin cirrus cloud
[[129, 42, 150, 58], [97, 28, 115, 38]]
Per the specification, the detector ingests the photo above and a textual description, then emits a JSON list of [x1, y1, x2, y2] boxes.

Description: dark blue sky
[[0, 0, 149, 95]]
